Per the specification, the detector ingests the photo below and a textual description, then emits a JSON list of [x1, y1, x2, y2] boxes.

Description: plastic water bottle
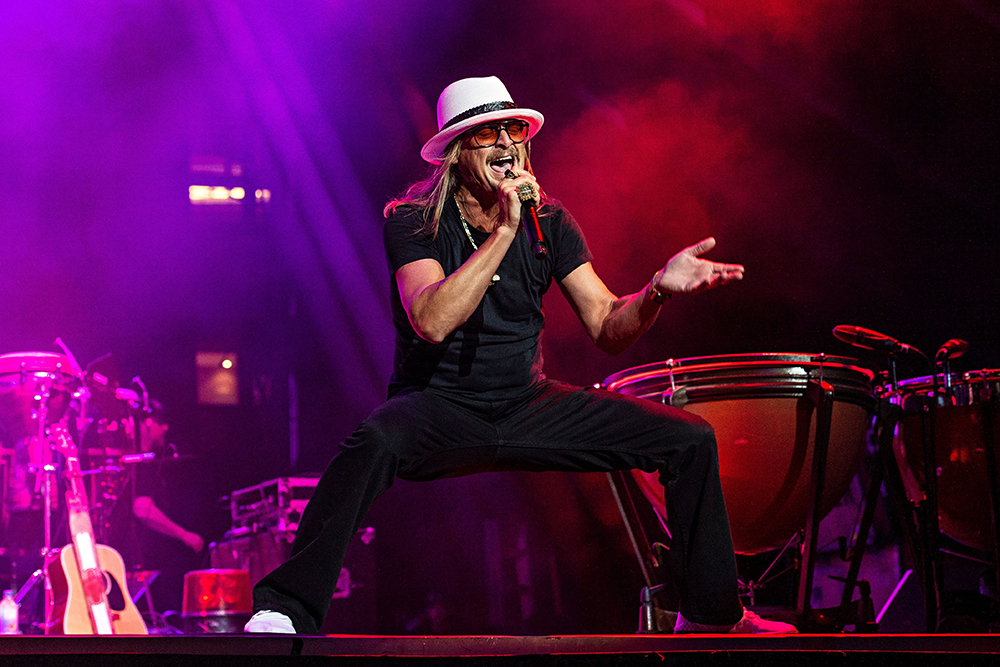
[[0, 589, 18, 634]]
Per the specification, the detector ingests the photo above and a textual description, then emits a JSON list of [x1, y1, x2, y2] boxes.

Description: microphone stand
[[831, 327, 942, 630]]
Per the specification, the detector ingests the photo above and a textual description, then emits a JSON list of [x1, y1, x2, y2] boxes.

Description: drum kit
[[0, 343, 164, 633], [603, 325, 999, 633]]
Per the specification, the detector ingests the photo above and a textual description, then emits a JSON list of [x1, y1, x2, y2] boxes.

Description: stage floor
[[0, 633, 998, 665]]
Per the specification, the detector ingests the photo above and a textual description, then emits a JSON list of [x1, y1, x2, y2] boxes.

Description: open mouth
[[489, 155, 515, 175]]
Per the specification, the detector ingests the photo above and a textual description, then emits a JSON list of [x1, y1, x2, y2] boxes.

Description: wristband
[[648, 275, 671, 305]]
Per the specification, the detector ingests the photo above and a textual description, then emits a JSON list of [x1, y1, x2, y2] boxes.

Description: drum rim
[[603, 352, 874, 388], [891, 368, 1000, 391], [0, 351, 76, 376]]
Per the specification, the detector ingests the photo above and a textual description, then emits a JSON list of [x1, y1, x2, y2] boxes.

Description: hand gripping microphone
[[505, 169, 547, 259]]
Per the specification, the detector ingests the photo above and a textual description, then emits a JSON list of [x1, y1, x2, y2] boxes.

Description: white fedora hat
[[420, 76, 544, 164]]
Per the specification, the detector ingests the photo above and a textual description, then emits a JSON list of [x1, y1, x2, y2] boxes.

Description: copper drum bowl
[[889, 370, 1000, 551], [181, 569, 253, 633], [604, 353, 875, 554], [0, 352, 80, 442]]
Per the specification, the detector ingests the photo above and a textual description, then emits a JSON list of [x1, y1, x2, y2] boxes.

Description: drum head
[[0, 352, 79, 443]]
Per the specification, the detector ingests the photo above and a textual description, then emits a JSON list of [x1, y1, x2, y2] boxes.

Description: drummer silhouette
[[126, 400, 205, 557]]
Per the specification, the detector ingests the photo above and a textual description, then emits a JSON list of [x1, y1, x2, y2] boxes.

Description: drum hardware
[[740, 532, 801, 607], [637, 582, 675, 634], [126, 569, 162, 628], [917, 387, 945, 627], [776, 375, 878, 631], [835, 327, 1000, 631], [830, 324, 947, 630]]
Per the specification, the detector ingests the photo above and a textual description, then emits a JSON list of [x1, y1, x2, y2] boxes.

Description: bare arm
[[133, 495, 204, 553], [397, 224, 517, 344], [560, 237, 745, 355]]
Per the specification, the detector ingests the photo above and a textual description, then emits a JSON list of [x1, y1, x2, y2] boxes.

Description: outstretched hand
[[654, 237, 744, 295]]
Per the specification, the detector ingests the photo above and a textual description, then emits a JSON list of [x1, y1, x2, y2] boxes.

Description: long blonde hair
[[384, 140, 536, 237]]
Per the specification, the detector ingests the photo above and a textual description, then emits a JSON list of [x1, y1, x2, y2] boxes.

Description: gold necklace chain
[[454, 195, 500, 286]]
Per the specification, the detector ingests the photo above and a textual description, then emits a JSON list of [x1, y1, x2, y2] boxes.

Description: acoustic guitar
[[46, 422, 147, 635]]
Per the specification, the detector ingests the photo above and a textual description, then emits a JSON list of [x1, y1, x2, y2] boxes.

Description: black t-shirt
[[383, 197, 593, 400]]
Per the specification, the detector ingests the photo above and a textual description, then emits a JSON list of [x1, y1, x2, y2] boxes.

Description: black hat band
[[441, 101, 517, 130]]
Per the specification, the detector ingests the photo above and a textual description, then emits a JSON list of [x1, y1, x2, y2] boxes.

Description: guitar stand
[[128, 570, 160, 620]]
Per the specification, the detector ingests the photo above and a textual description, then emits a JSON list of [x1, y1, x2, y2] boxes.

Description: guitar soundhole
[[104, 572, 127, 612]]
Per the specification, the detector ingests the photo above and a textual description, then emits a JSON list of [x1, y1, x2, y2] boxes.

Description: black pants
[[253, 379, 743, 633]]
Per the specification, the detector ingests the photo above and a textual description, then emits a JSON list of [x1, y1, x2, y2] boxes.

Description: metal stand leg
[[796, 380, 835, 618], [839, 416, 888, 608], [835, 395, 917, 631], [606, 472, 677, 633], [918, 400, 944, 630]]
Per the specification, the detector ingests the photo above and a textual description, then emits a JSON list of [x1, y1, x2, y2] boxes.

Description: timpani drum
[[604, 353, 875, 554], [889, 370, 1000, 551]]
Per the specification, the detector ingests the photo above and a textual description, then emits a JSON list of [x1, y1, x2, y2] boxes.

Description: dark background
[[0, 0, 996, 633]]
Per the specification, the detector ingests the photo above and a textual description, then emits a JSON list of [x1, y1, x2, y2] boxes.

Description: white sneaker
[[675, 608, 797, 634], [244, 610, 296, 634]]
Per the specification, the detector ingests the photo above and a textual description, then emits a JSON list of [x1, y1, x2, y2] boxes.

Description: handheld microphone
[[505, 169, 547, 259], [832, 325, 917, 354]]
